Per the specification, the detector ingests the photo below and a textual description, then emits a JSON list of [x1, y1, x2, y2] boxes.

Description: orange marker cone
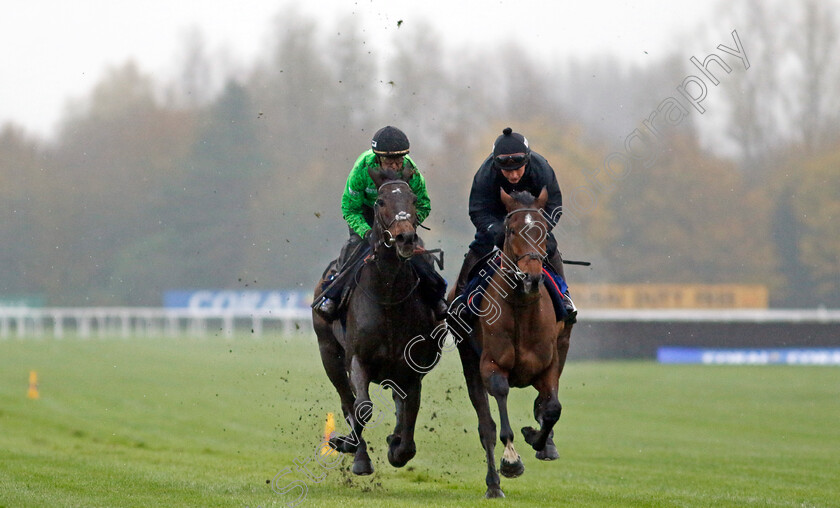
[[320, 412, 338, 456], [28, 371, 39, 399]]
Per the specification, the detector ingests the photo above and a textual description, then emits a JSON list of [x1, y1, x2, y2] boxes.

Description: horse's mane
[[509, 190, 537, 206]]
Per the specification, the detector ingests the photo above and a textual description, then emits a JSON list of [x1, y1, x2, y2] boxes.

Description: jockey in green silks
[[313, 126, 448, 322]]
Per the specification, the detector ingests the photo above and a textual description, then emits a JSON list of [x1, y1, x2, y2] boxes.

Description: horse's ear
[[401, 164, 415, 183], [500, 187, 516, 211], [368, 166, 385, 189], [535, 186, 548, 209]]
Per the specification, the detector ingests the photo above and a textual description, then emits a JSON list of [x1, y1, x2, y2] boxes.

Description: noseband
[[374, 180, 417, 248]]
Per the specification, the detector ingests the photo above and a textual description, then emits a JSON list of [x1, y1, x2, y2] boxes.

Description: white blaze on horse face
[[524, 213, 533, 225], [391, 188, 402, 193]]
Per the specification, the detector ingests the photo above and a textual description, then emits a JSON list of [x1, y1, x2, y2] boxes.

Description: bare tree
[[168, 27, 218, 108], [787, 0, 840, 153], [716, 0, 786, 173]]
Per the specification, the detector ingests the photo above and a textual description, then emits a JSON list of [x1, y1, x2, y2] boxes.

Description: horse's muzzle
[[395, 231, 416, 259], [520, 272, 542, 295]]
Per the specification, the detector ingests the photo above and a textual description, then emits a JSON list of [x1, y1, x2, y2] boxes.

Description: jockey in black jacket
[[451, 127, 576, 322]]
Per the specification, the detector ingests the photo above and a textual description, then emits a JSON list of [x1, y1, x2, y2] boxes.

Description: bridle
[[374, 180, 417, 249], [495, 206, 547, 304], [500, 208, 545, 294], [505, 208, 545, 268], [358, 179, 422, 305]]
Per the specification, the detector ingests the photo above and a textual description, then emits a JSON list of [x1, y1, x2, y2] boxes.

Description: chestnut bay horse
[[312, 168, 443, 476], [447, 187, 572, 498]]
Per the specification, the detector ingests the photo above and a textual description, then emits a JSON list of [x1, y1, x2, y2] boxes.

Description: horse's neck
[[489, 270, 542, 310], [367, 246, 413, 293]]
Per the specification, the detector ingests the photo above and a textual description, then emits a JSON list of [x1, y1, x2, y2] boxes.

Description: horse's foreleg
[[348, 355, 374, 475], [457, 343, 503, 498], [387, 391, 405, 451], [387, 382, 419, 467], [523, 322, 570, 457], [521, 367, 562, 455], [487, 371, 524, 479], [530, 393, 560, 460], [537, 323, 570, 458]]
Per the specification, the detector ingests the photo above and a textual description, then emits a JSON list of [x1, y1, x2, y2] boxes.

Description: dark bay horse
[[447, 187, 572, 498], [312, 168, 442, 476]]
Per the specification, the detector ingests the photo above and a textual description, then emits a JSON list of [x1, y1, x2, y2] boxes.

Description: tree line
[[1, 1, 838, 307]]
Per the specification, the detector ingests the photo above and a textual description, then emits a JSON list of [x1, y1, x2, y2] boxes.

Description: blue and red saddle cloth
[[456, 252, 570, 322]]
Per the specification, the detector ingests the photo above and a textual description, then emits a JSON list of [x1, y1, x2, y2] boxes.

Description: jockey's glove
[[490, 223, 505, 248]]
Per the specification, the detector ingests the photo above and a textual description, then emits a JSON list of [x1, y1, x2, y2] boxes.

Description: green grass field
[[1, 333, 838, 507]]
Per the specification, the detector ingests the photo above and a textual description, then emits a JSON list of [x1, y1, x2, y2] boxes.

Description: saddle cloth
[[458, 253, 568, 322]]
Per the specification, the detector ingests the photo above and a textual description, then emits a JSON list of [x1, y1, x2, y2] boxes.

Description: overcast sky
[[1, 0, 718, 139]]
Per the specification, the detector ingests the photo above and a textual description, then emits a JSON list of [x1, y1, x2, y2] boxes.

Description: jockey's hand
[[494, 230, 505, 247], [490, 223, 505, 247]]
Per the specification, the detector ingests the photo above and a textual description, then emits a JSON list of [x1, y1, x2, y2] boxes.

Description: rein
[[354, 254, 421, 306]]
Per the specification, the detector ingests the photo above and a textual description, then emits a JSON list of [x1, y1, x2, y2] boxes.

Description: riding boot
[[546, 250, 577, 324], [314, 235, 367, 322], [453, 249, 484, 302], [563, 293, 577, 325], [433, 299, 449, 321], [545, 249, 566, 280], [315, 297, 338, 320], [410, 254, 449, 321]]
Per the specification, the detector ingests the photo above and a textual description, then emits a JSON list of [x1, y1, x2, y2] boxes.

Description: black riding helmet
[[372, 126, 410, 156], [493, 127, 530, 170]]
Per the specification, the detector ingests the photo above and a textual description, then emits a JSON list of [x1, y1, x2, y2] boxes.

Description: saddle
[[313, 243, 373, 323], [315, 241, 446, 327]]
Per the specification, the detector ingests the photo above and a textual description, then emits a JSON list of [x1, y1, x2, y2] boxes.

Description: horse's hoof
[[536, 443, 559, 461], [387, 441, 416, 468], [351, 459, 374, 476], [499, 458, 524, 478], [330, 435, 358, 454], [521, 426, 539, 446], [484, 486, 505, 498]]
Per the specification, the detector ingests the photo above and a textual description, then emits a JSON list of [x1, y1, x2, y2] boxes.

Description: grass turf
[[1, 333, 838, 507]]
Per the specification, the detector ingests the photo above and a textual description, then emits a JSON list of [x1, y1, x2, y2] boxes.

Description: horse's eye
[[412, 195, 417, 204], [375, 198, 385, 207]]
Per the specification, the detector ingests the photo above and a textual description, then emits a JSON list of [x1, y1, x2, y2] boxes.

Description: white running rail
[[2, 307, 839, 340], [0, 307, 313, 339]]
